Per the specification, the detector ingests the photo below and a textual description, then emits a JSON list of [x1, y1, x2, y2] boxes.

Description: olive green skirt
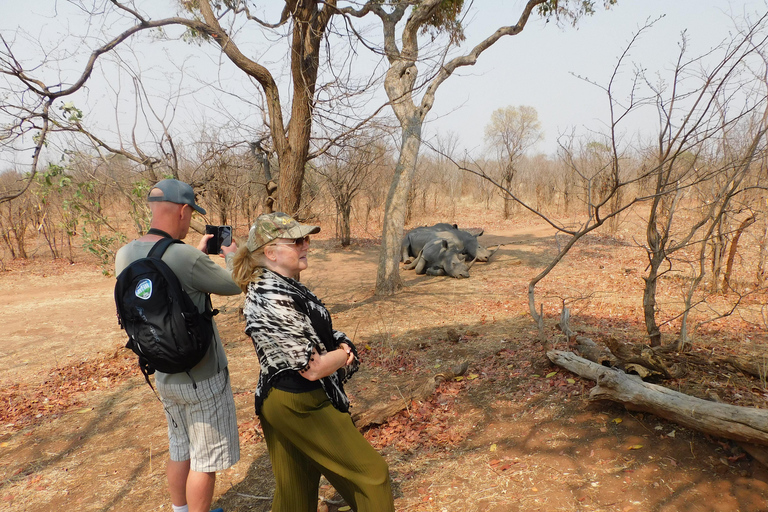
[[259, 387, 395, 512]]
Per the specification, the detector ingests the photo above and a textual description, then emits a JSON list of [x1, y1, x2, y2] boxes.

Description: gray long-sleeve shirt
[[115, 239, 241, 385]]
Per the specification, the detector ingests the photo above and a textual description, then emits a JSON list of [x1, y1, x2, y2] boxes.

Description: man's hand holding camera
[[198, 229, 237, 257]]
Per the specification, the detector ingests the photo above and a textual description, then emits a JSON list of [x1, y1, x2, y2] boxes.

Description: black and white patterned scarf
[[244, 269, 359, 414]]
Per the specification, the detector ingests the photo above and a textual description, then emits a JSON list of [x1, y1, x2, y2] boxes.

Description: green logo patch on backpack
[[135, 278, 153, 300]]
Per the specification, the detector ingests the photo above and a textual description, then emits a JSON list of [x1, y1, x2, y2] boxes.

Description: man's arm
[[189, 245, 242, 296]]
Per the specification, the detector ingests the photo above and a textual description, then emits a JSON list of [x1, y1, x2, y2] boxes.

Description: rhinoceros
[[403, 238, 470, 278], [401, 223, 490, 264], [448, 225, 491, 262]]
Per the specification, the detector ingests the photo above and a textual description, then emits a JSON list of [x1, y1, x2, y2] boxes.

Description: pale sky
[[428, 0, 768, 155], [1, 0, 767, 168]]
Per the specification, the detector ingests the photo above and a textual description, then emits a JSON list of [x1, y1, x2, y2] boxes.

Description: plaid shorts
[[157, 368, 240, 472]]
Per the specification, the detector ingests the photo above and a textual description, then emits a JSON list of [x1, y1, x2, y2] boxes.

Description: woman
[[231, 212, 395, 512]]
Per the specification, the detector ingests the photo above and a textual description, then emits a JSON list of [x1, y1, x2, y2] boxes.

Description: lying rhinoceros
[[403, 238, 470, 278], [401, 223, 490, 265], [447, 224, 491, 262]]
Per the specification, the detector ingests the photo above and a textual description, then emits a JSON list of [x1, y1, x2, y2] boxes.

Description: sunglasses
[[273, 236, 311, 246]]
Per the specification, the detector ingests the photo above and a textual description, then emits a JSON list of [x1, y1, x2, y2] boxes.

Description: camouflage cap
[[246, 212, 320, 251]]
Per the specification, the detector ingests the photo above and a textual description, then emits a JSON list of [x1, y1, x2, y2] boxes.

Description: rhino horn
[[466, 255, 478, 270], [483, 244, 502, 263]]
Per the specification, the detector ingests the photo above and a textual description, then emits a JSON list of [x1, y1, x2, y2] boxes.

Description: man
[[115, 179, 241, 512]]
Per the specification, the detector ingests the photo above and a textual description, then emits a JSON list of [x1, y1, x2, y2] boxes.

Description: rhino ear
[[441, 239, 449, 249], [477, 229, 484, 237]]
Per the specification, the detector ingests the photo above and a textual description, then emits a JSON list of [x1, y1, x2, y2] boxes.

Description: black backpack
[[114, 237, 217, 388]]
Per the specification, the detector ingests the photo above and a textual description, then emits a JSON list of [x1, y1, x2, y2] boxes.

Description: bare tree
[[341, 0, 615, 295], [316, 129, 390, 246], [0, 1, 353, 217], [638, 21, 768, 347], [524, 153, 558, 215], [484, 105, 543, 218], [0, 171, 33, 259]]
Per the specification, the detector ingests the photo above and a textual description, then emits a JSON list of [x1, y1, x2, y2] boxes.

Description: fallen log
[[547, 350, 768, 447], [352, 361, 469, 429], [575, 336, 682, 379], [573, 336, 618, 367], [721, 355, 768, 380]]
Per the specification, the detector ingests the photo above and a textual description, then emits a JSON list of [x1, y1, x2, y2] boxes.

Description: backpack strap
[[146, 237, 217, 320], [147, 236, 180, 259], [145, 233, 217, 385]]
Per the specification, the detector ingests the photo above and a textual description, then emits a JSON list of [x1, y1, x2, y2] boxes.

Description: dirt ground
[[2, 215, 768, 512]]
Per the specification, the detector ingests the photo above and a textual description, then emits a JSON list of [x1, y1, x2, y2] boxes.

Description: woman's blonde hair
[[231, 244, 269, 292]]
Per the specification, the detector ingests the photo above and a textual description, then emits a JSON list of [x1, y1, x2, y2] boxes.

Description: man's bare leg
[[167, 459, 216, 512], [187, 470, 216, 512]]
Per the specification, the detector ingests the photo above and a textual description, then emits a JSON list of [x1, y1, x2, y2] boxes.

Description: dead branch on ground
[[352, 361, 469, 429], [548, 350, 768, 447]]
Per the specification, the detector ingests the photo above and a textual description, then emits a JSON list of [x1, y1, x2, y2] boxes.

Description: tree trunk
[[711, 217, 726, 293], [644, 199, 665, 347], [548, 350, 768, 446], [249, 141, 276, 215], [678, 267, 704, 351], [8, 227, 26, 259], [502, 167, 513, 219], [607, 186, 622, 234], [40, 217, 61, 259], [722, 215, 756, 292], [340, 201, 351, 247], [758, 221, 768, 288], [375, 117, 422, 296], [276, 2, 321, 216]]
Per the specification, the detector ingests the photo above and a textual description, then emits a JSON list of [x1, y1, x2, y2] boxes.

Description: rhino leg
[[403, 257, 418, 270], [404, 247, 423, 270], [425, 267, 446, 276], [401, 236, 415, 264], [413, 255, 428, 275]]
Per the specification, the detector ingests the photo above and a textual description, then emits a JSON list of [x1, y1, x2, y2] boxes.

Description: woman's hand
[[338, 342, 356, 366]]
